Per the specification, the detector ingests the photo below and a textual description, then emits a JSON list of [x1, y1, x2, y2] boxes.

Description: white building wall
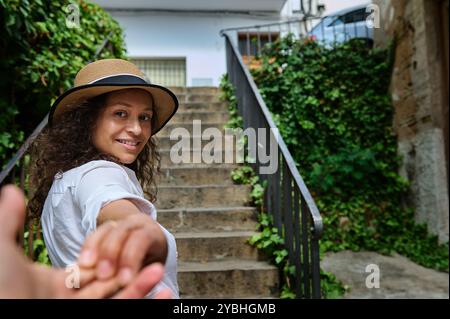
[[109, 11, 287, 87], [320, 0, 371, 16]]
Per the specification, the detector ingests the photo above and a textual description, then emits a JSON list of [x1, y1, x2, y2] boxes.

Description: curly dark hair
[[27, 91, 161, 219]]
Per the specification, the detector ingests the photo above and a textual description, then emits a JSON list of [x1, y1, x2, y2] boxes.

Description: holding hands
[[0, 185, 170, 299]]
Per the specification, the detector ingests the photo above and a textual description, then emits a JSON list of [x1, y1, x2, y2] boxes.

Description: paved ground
[[321, 250, 449, 299]]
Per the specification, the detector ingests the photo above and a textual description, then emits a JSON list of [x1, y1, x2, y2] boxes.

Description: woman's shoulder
[[66, 160, 126, 176], [56, 160, 128, 187]]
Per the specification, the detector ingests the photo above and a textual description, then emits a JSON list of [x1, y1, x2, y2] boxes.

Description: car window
[[310, 16, 334, 32], [329, 8, 369, 26]]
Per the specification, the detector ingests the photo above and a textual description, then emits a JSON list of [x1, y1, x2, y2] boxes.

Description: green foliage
[[23, 228, 51, 266], [219, 74, 243, 129], [1, 0, 127, 169], [248, 212, 294, 299], [251, 34, 448, 272], [320, 269, 348, 299], [231, 165, 267, 208]]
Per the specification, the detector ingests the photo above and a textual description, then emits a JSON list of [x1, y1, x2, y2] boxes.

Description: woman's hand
[[79, 209, 168, 286]]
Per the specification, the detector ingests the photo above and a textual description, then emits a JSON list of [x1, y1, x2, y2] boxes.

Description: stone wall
[[373, 0, 449, 243]]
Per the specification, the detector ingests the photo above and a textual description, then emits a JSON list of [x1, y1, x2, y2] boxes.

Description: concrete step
[[170, 111, 229, 123], [156, 134, 238, 150], [157, 207, 258, 233], [178, 101, 228, 112], [159, 148, 240, 167], [176, 93, 222, 103], [158, 122, 226, 136], [156, 165, 237, 185], [169, 86, 220, 95], [175, 231, 265, 262], [155, 184, 251, 209], [178, 260, 280, 298]]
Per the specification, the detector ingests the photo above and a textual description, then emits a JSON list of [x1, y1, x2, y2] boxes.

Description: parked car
[[309, 3, 374, 47]]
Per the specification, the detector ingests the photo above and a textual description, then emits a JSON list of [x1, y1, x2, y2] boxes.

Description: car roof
[[324, 2, 371, 18]]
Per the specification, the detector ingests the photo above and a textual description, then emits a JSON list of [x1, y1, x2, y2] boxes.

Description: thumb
[[0, 185, 26, 240]]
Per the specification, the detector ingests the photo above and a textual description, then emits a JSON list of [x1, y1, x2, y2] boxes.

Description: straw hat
[[48, 58, 178, 136]]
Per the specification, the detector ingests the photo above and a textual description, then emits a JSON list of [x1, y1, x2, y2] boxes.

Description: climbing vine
[[220, 74, 345, 299], [250, 35, 448, 272]]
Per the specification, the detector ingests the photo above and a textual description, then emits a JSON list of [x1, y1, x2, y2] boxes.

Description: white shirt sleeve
[[74, 161, 157, 236]]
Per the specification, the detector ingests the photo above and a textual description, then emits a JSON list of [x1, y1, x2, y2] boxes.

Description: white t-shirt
[[41, 160, 179, 299]]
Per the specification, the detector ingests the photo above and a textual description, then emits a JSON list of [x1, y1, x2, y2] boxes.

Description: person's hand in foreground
[[0, 184, 171, 299], [78, 200, 169, 287]]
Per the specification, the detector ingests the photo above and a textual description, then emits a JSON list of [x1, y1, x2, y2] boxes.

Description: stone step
[[178, 260, 280, 298], [156, 134, 238, 150], [170, 111, 230, 123], [169, 86, 220, 95], [156, 165, 237, 185], [158, 122, 226, 136], [157, 207, 258, 233], [159, 148, 241, 167], [155, 184, 251, 209], [176, 93, 222, 103], [177, 101, 228, 112], [175, 231, 264, 262]]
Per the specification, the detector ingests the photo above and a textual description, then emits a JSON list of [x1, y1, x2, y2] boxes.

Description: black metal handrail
[[222, 30, 323, 298], [0, 34, 112, 259]]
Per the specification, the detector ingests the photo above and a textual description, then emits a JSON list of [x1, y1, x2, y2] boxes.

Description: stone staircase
[[153, 87, 280, 298]]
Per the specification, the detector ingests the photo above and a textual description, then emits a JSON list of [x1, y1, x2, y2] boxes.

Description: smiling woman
[[27, 59, 180, 298]]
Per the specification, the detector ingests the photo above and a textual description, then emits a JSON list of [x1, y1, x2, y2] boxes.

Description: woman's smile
[[116, 138, 142, 151]]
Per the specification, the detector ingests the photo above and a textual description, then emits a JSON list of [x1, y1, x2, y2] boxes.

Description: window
[[131, 58, 186, 87], [329, 8, 370, 26], [238, 32, 279, 57]]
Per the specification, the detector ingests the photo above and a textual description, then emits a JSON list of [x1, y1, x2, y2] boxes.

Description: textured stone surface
[[374, 0, 449, 243], [322, 250, 449, 299], [178, 260, 279, 298], [170, 111, 230, 123], [156, 184, 251, 209], [175, 231, 264, 262], [157, 165, 237, 186], [157, 207, 258, 233]]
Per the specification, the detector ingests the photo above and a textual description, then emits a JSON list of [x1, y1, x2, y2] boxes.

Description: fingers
[[78, 267, 97, 288], [79, 214, 168, 295], [0, 185, 26, 241], [78, 221, 117, 268], [154, 288, 173, 299], [95, 218, 142, 281], [74, 276, 123, 299], [112, 263, 168, 299], [118, 227, 158, 279], [75, 263, 171, 299]]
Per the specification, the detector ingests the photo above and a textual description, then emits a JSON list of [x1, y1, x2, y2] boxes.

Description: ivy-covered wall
[[250, 35, 448, 271]]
